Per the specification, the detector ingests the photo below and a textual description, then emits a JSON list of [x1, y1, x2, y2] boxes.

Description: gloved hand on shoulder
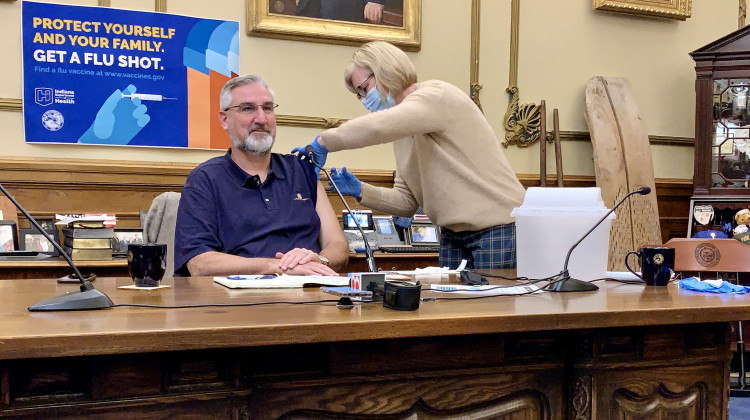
[[328, 167, 362, 198], [291, 136, 328, 167]]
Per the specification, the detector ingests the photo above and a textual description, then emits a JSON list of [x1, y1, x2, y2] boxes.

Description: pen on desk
[[226, 275, 276, 280]]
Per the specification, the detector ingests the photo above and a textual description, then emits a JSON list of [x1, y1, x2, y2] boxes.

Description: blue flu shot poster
[[22, 1, 239, 149]]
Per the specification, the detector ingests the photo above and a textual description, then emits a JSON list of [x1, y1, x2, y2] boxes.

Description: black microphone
[[544, 186, 652, 292], [304, 146, 377, 273], [0, 184, 114, 311]]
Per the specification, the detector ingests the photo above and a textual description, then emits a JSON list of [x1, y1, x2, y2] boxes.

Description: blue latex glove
[[678, 277, 750, 294], [328, 167, 362, 198], [291, 136, 328, 167], [78, 84, 150, 145]]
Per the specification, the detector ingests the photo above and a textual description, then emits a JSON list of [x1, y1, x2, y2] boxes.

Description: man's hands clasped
[[275, 248, 337, 276]]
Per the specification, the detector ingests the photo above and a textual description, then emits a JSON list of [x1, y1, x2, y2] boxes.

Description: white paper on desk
[[430, 284, 541, 295], [213, 274, 349, 289], [606, 271, 641, 281], [390, 259, 468, 276]]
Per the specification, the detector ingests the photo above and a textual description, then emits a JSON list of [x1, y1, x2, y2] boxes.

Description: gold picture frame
[[246, 0, 422, 51], [593, 0, 691, 20]]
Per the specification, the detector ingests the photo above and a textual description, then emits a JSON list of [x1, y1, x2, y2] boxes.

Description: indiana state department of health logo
[[41, 110, 64, 132], [695, 242, 721, 268], [34, 87, 53, 106]]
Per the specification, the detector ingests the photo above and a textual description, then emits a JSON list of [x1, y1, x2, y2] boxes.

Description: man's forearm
[[186, 251, 280, 277], [320, 242, 350, 272]]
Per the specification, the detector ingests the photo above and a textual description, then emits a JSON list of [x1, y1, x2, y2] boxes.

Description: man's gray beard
[[233, 131, 274, 156]]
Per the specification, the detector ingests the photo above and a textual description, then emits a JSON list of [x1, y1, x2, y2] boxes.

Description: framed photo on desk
[[112, 228, 144, 256], [0, 221, 18, 251], [19, 228, 60, 256]]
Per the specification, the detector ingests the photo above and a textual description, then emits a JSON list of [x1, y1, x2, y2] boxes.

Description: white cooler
[[510, 187, 614, 281]]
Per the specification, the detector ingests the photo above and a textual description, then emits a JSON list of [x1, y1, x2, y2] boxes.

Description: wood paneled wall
[[0, 157, 692, 240]]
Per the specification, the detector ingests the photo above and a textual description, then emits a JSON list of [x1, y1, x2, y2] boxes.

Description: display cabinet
[[689, 26, 750, 236], [691, 27, 750, 395]]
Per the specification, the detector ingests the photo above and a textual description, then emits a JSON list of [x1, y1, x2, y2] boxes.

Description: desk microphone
[[545, 186, 651, 292], [305, 146, 377, 272], [0, 184, 114, 311]]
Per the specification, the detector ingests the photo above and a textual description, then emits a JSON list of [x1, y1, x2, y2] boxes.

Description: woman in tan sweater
[[293, 41, 526, 270]]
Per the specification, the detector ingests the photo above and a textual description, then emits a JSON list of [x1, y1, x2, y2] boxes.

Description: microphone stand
[[0, 184, 115, 311], [544, 187, 651, 293], [305, 152, 377, 273]]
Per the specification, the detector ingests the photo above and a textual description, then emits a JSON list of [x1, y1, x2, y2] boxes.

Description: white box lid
[[510, 187, 615, 218]]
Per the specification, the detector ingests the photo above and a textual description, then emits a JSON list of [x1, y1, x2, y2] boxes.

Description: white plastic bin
[[510, 187, 615, 281]]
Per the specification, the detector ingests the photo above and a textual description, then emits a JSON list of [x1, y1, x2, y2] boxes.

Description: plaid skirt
[[439, 223, 516, 270]]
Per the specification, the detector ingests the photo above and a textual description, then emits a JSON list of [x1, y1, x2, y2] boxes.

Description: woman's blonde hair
[[344, 41, 417, 100]]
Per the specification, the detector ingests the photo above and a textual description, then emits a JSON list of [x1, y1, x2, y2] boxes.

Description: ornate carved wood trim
[[571, 375, 592, 420], [469, 0, 482, 111], [276, 115, 346, 129], [0, 98, 21, 112]]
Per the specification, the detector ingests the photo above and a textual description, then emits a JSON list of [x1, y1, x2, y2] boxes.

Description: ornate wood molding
[[741, 0, 747, 28], [0, 98, 21, 112], [469, 0, 482, 111], [275, 115, 346, 129], [502, 0, 541, 148]]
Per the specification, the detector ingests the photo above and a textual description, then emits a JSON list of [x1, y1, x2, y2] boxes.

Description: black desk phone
[[342, 212, 406, 251], [373, 216, 404, 246]]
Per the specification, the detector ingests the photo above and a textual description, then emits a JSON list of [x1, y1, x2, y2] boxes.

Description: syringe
[[121, 93, 176, 101]]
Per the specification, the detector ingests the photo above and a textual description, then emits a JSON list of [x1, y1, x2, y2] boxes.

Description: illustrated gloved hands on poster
[[78, 84, 151, 145]]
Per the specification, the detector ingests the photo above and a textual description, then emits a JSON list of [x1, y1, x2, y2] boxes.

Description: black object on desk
[[0, 251, 51, 261], [379, 245, 440, 253], [460, 269, 488, 286]]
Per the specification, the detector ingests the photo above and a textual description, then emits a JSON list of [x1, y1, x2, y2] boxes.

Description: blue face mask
[[361, 87, 396, 112]]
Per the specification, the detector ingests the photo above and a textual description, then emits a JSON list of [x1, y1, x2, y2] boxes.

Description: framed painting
[[246, 0, 422, 51], [593, 0, 691, 20], [20, 228, 60, 256]]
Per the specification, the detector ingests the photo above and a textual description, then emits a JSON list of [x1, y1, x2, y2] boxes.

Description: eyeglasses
[[223, 102, 278, 115], [355, 74, 374, 100]]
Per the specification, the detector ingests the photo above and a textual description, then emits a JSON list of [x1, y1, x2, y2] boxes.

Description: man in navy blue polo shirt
[[174, 75, 349, 276]]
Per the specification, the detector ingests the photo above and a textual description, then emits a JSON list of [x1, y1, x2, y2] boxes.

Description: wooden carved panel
[[611, 383, 704, 419], [280, 394, 550, 419], [575, 324, 729, 420], [250, 370, 561, 419]]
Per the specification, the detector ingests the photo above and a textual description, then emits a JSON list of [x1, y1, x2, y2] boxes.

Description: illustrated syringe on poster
[[121, 93, 177, 101]]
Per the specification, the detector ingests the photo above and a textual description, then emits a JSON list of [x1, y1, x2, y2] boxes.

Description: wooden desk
[[0, 274, 744, 419]]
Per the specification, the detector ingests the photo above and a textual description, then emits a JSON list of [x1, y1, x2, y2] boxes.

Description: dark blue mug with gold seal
[[127, 243, 167, 287], [625, 246, 675, 286]]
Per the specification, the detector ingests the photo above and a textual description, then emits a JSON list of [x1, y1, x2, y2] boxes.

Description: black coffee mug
[[127, 243, 167, 287], [625, 246, 675, 286]]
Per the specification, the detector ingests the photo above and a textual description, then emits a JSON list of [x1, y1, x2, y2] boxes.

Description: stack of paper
[[56, 213, 117, 228], [213, 274, 350, 289]]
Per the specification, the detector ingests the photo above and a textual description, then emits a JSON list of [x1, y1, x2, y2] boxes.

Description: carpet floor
[[730, 397, 750, 419]]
